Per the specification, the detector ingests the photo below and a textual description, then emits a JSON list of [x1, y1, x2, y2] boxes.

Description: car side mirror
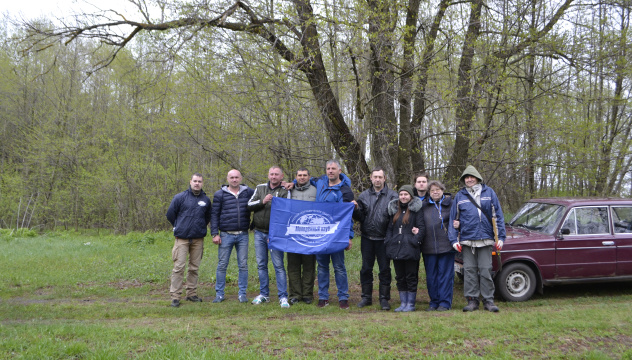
[[557, 228, 570, 239]]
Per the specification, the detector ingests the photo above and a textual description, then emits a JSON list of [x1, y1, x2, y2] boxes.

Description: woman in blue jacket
[[421, 180, 455, 311], [385, 185, 425, 312]]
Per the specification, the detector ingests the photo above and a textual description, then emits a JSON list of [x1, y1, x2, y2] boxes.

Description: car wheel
[[496, 263, 537, 302]]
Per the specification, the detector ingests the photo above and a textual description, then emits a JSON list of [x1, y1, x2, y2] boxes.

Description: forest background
[[1, 0, 631, 234]]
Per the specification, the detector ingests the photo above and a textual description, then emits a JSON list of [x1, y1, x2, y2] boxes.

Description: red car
[[457, 198, 632, 301]]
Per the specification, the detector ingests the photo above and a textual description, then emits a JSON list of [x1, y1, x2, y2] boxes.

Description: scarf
[[466, 184, 482, 219]]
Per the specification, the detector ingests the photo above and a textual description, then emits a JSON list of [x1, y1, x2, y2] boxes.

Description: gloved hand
[[453, 243, 462, 252], [495, 240, 503, 251]]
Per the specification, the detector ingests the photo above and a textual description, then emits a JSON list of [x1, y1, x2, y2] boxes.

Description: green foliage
[[125, 231, 161, 246], [0, 228, 38, 239], [1, 0, 631, 231]]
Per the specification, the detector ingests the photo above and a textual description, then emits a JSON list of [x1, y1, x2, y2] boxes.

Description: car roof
[[527, 197, 632, 207]]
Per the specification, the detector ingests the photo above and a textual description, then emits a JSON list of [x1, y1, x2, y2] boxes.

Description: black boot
[[462, 297, 479, 312], [357, 284, 373, 308], [379, 285, 391, 310], [483, 300, 499, 312]]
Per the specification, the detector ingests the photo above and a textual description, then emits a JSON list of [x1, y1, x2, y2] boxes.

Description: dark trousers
[[360, 237, 392, 287], [423, 252, 456, 309], [392, 259, 420, 292], [287, 252, 316, 300]]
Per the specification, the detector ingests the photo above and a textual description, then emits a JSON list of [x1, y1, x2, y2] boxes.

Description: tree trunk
[[293, 0, 371, 189], [445, 0, 483, 188], [395, 0, 421, 187], [367, 0, 398, 180]]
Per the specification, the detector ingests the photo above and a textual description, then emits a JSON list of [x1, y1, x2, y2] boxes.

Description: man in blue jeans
[[210, 169, 254, 303], [248, 166, 291, 308], [313, 160, 355, 309]]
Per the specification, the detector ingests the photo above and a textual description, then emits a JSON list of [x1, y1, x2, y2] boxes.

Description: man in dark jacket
[[448, 165, 506, 313], [353, 167, 397, 310], [248, 166, 291, 308], [166, 173, 212, 308], [210, 169, 255, 304]]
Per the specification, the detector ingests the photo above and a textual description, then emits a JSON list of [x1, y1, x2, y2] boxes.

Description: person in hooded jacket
[[421, 180, 455, 311], [385, 185, 425, 312], [448, 165, 506, 313]]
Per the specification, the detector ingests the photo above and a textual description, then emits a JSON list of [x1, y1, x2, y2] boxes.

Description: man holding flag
[[286, 167, 317, 305], [269, 160, 355, 309], [312, 160, 355, 309]]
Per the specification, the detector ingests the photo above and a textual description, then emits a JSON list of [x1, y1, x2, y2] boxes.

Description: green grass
[[1, 231, 632, 359]]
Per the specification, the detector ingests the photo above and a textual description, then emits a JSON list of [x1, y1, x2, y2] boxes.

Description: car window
[[561, 207, 610, 235], [612, 206, 632, 234], [509, 202, 565, 234], [561, 209, 578, 234]]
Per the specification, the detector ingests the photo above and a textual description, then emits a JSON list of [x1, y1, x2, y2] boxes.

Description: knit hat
[[398, 185, 415, 199], [459, 165, 483, 183]]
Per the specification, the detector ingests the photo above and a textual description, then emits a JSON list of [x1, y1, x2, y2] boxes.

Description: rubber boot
[[379, 285, 391, 311], [357, 284, 373, 308], [402, 291, 416, 312], [394, 291, 408, 312]]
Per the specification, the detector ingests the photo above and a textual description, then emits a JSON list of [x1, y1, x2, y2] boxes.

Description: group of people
[[165, 162, 506, 313]]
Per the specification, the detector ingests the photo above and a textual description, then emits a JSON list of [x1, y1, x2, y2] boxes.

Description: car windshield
[[509, 202, 566, 234]]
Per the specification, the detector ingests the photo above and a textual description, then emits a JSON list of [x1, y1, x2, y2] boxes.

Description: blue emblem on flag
[[269, 197, 354, 255]]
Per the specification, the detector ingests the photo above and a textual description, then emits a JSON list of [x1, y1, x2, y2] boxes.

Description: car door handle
[[602, 241, 615, 246]]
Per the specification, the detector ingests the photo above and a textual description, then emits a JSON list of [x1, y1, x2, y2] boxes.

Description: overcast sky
[[4, 0, 136, 21]]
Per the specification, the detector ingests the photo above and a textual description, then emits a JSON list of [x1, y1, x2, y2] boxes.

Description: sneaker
[[170, 299, 180, 307], [289, 298, 300, 305], [426, 306, 437, 312], [238, 295, 248, 303], [185, 296, 202, 302], [251, 294, 270, 305], [436, 306, 450, 312], [317, 299, 329, 308], [280, 298, 290, 308], [303, 298, 313, 304], [212, 296, 224, 303], [339, 300, 350, 309]]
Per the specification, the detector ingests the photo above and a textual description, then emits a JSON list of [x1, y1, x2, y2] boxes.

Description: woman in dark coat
[[385, 185, 425, 312], [421, 180, 455, 311]]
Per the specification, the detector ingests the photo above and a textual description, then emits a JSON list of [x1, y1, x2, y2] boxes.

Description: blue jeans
[[316, 250, 349, 301], [254, 230, 288, 299], [423, 252, 455, 309], [215, 232, 249, 298]]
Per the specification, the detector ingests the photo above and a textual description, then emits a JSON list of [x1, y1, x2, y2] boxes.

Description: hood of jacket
[[459, 165, 483, 183], [387, 196, 423, 216], [331, 173, 352, 190]]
